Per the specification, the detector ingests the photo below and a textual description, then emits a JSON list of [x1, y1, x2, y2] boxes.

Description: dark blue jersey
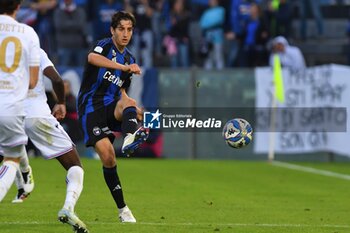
[[77, 38, 135, 115]]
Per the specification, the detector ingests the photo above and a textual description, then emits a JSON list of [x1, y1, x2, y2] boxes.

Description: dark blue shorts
[[79, 102, 122, 147]]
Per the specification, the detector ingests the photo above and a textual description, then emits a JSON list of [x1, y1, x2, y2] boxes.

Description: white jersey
[[25, 49, 53, 118], [0, 15, 40, 116], [23, 50, 75, 157]]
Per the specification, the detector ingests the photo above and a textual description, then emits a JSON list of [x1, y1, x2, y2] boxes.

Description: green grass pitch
[[1, 158, 350, 233]]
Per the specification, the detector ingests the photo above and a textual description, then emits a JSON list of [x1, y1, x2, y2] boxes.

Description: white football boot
[[119, 206, 136, 223], [12, 189, 30, 203], [121, 127, 149, 156], [23, 166, 34, 193], [58, 208, 89, 233]]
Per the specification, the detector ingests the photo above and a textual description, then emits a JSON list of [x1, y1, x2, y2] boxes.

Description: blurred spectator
[[126, 0, 155, 68], [60, 80, 83, 143], [200, 0, 226, 70], [53, 0, 88, 66], [264, 0, 292, 38], [298, 0, 324, 40], [269, 36, 306, 69], [152, 0, 170, 57], [347, 20, 350, 65], [59, 0, 87, 7], [239, 2, 269, 67], [190, 0, 209, 20], [30, 0, 58, 57], [16, 0, 38, 26], [61, 69, 82, 97], [273, 0, 292, 38], [165, 0, 191, 68], [224, 0, 251, 67], [91, 0, 123, 40]]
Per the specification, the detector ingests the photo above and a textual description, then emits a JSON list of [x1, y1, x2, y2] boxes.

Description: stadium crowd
[[16, 0, 349, 69]]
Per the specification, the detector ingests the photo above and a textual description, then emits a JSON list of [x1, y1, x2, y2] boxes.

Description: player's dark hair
[[0, 0, 22, 14], [111, 11, 136, 29]]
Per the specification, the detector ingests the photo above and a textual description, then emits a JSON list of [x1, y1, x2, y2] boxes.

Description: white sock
[[0, 161, 19, 202], [14, 152, 29, 190], [19, 153, 30, 173], [14, 168, 24, 190], [63, 166, 84, 211]]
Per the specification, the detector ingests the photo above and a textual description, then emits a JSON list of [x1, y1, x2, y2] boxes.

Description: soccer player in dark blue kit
[[77, 11, 148, 223]]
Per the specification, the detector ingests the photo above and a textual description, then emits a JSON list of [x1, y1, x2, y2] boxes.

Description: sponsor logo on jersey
[[103, 71, 124, 87]]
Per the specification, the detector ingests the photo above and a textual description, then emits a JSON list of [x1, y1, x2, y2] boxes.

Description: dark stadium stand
[[292, 4, 350, 65]]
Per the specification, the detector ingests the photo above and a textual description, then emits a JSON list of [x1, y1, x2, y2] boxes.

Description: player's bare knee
[[101, 156, 116, 168], [96, 146, 116, 167]]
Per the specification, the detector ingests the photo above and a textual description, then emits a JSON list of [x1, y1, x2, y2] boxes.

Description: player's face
[[111, 20, 133, 48]]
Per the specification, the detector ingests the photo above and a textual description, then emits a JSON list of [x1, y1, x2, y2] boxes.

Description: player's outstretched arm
[[88, 52, 130, 72], [43, 66, 66, 120]]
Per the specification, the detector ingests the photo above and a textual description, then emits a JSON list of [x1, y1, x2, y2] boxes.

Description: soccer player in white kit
[[0, 48, 89, 233], [0, 0, 40, 203], [29, 49, 89, 232]]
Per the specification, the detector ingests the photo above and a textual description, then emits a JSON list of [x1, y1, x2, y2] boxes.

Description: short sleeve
[[39, 49, 54, 70], [90, 39, 111, 57], [27, 26, 40, 67]]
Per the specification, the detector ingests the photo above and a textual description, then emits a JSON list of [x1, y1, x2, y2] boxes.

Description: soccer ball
[[222, 118, 253, 149]]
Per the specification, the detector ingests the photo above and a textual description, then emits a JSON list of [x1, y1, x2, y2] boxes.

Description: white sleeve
[[39, 49, 54, 70], [27, 26, 40, 67]]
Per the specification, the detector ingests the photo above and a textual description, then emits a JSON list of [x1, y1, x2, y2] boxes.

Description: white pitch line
[[136, 222, 350, 229], [272, 161, 350, 181], [0, 221, 349, 229]]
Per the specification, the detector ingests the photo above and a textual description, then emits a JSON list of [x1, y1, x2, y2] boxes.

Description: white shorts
[[25, 116, 74, 159], [0, 116, 28, 158]]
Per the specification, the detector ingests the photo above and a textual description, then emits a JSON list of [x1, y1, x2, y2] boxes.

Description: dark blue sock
[[122, 106, 138, 137], [103, 166, 126, 209]]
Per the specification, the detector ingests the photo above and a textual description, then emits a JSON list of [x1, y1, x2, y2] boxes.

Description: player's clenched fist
[[125, 64, 141, 75], [52, 104, 66, 121]]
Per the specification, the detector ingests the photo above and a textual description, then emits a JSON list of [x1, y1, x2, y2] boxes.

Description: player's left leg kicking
[[25, 117, 88, 233], [115, 89, 149, 156], [113, 89, 149, 222]]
